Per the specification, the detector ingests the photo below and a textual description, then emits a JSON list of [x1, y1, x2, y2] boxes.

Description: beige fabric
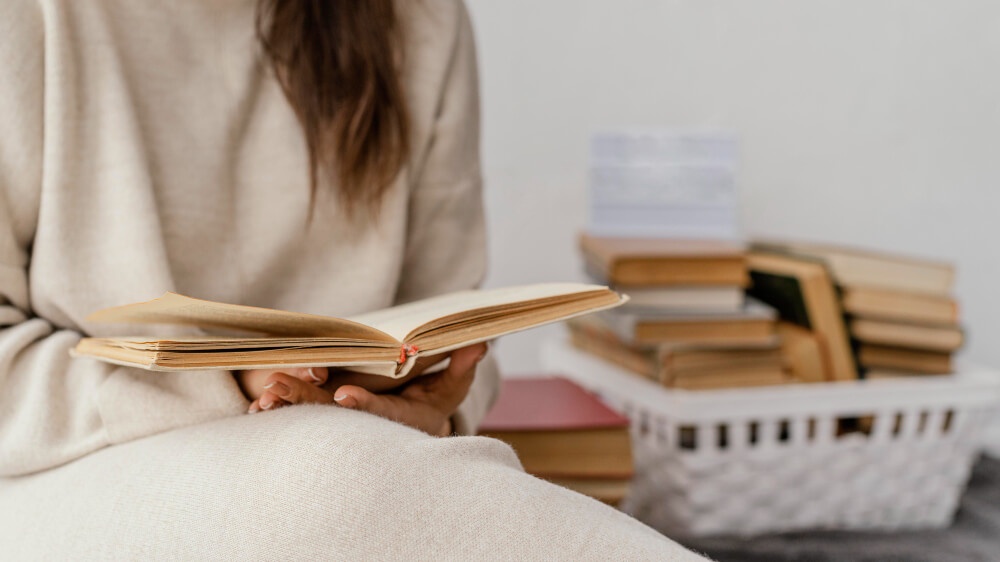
[[0, 406, 707, 560], [0, 0, 707, 559], [0, 0, 493, 476]]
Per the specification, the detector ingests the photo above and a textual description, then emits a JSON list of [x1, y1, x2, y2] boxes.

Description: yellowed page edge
[[87, 293, 398, 342], [395, 293, 628, 373], [70, 347, 401, 376], [350, 283, 616, 342]]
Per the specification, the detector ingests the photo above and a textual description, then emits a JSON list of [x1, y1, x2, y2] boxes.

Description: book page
[[94, 336, 395, 351], [71, 339, 402, 375], [349, 283, 614, 342], [87, 293, 399, 342]]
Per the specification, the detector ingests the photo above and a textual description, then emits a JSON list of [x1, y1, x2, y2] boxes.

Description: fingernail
[[260, 396, 274, 410], [268, 381, 291, 398], [308, 368, 322, 383], [248, 404, 260, 414], [263, 382, 276, 389], [334, 394, 357, 408]]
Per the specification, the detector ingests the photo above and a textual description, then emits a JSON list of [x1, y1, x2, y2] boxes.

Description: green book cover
[[747, 271, 812, 330]]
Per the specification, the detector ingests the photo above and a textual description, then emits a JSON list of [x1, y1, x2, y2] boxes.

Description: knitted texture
[[0, 0, 490, 476], [0, 405, 707, 560], [0, 1, 709, 558]]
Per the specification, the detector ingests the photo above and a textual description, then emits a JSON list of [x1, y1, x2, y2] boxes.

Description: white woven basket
[[541, 338, 1000, 537]]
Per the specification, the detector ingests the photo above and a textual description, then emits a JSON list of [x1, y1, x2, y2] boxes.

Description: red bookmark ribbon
[[398, 344, 419, 364]]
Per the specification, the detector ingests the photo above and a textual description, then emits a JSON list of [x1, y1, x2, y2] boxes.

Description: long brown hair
[[256, 0, 410, 214]]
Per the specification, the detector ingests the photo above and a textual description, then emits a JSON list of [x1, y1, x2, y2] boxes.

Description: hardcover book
[[478, 377, 633, 478], [776, 321, 829, 382], [747, 252, 858, 381], [752, 240, 955, 297], [598, 298, 776, 346], [858, 344, 953, 374], [580, 234, 748, 287], [567, 316, 786, 389], [849, 318, 964, 352], [840, 287, 958, 325], [73, 283, 625, 377]]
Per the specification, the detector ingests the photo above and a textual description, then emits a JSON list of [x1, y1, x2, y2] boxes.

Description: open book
[[72, 283, 625, 377]]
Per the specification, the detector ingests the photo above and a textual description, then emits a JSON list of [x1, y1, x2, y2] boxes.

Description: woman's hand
[[235, 343, 487, 436]]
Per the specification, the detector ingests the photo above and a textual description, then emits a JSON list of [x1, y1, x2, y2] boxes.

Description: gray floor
[[677, 455, 1000, 562]]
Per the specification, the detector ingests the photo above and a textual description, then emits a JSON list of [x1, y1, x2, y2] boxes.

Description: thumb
[[443, 342, 488, 382], [413, 342, 486, 412]]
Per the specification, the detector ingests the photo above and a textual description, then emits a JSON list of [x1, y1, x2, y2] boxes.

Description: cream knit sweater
[[0, 0, 498, 477], [0, 3, 711, 559]]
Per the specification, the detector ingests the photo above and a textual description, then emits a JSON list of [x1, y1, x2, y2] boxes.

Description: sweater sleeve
[[0, 2, 248, 477], [394, 1, 499, 435], [0, 0, 105, 478]]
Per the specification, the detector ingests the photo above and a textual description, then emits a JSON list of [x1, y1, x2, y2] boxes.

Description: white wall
[[465, 0, 1000, 375]]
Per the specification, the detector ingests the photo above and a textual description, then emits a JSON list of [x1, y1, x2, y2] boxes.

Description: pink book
[[479, 376, 629, 432]]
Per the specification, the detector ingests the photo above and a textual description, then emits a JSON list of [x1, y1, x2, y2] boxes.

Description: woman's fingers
[[263, 372, 336, 405], [333, 384, 402, 418], [406, 342, 486, 409], [244, 372, 335, 414], [332, 384, 378, 411], [241, 367, 327, 391], [329, 344, 488, 435], [244, 345, 488, 432], [249, 392, 288, 414], [333, 384, 446, 435], [283, 366, 327, 385], [304, 367, 328, 385], [238, 367, 329, 407], [246, 372, 335, 413]]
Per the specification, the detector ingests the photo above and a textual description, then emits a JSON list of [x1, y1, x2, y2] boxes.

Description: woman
[[0, 0, 705, 559]]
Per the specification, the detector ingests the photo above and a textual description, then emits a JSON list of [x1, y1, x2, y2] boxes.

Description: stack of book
[[478, 377, 634, 505], [753, 241, 962, 378], [570, 235, 796, 390], [745, 251, 858, 382]]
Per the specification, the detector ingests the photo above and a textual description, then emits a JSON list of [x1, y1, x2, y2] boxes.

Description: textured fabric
[[0, 0, 706, 559], [0, 406, 708, 560], [0, 0, 493, 477]]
